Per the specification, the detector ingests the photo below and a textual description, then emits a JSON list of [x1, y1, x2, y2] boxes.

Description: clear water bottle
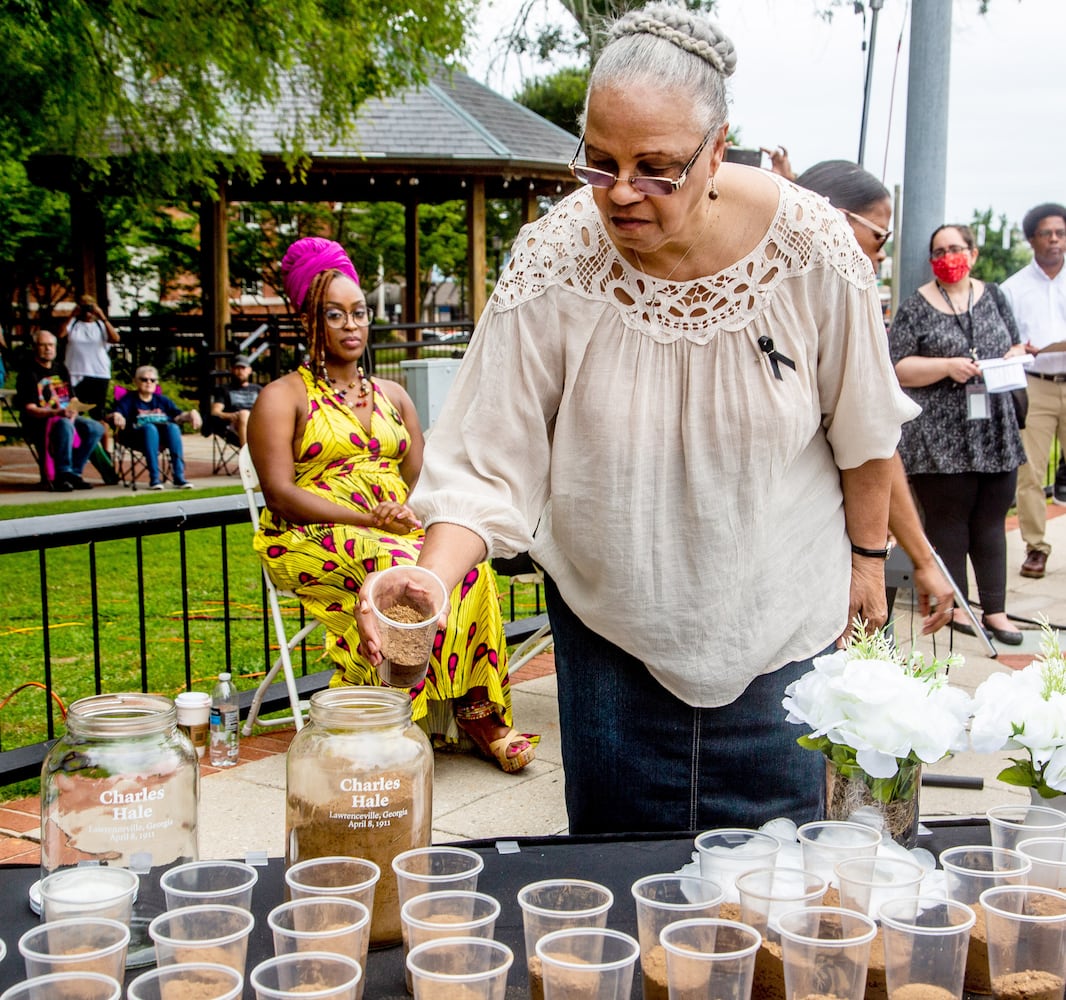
[[209, 672, 239, 767]]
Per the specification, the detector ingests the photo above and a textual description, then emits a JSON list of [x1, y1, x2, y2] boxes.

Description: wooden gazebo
[[32, 67, 580, 349]]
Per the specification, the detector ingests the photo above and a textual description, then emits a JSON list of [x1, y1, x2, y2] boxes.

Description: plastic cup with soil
[[777, 905, 878, 1000], [987, 805, 1066, 853], [0, 971, 122, 1000], [147, 904, 255, 976], [979, 884, 1066, 1000], [267, 898, 370, 1000], [126, 962, 243, 1000], [517, 879, 614, 1000], [630, 873, 725, 1000], [401, 891, 500, 993], [367, 566, 448, 688], [406, 936, 513, 1000], [939, 846, 1032, 906], [659, 917, 761, 1000], [534, 927, 639, 1000], [735, 866, 827, 943], [249, 952, 362, 1000], [18, 917, 130, 982], [879, 895, 976, 1000]]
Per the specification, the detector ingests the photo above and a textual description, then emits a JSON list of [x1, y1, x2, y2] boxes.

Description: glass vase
[[1030, 787, 1066, 813], [824, 757, 921, 848]]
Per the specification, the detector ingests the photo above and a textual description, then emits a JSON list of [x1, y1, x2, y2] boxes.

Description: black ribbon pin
[[757, 336, 796, 381]]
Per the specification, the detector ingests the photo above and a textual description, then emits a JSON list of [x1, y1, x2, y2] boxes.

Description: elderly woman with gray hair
[[358, 3, 918, 833], [111, 365, 200, 489]]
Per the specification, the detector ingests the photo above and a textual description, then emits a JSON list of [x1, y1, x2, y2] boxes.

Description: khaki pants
[[1016, 374, 1066, 555]]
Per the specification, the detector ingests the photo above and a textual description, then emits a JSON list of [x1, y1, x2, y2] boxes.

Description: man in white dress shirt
[[1003, 203, 1066, 579]]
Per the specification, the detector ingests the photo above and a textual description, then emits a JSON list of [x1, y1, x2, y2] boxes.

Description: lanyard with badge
[[938, 282, 988, 420]]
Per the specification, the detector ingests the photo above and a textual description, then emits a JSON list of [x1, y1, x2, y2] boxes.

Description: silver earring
[[708, 175, 719, 201]]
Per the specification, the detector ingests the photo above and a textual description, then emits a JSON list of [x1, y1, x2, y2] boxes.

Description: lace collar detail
[[491, 175, 875, 341]]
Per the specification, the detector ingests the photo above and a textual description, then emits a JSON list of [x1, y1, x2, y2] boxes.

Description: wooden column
[[198, 182, 230, 352], [70, 191, 108, 305], [521, 187, 541, 225], [404, 199, 421, 328], [467, 179, 487, 322]]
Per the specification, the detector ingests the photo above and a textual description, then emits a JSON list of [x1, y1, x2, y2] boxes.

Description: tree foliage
[[1, 0, 475, 194], [513, 67, 589, 134], [969, 208, 1031, 285]]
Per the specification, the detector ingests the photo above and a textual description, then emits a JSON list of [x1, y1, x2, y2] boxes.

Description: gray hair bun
[[608, 2, 737, 77]]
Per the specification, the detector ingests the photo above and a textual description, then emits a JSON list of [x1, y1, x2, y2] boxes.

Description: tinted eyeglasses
[[929, 244, 971, 260], [138, 376, 159, 383], [843, 209, 892, 250], [568, 128, 715, 196], [324, 306, 373, 328]]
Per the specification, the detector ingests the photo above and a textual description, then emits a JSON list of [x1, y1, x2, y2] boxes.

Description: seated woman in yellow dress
[[247, 237, 534, 773]]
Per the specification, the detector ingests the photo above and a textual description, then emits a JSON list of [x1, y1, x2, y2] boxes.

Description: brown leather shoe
[[1021, 549, 1048, 579]]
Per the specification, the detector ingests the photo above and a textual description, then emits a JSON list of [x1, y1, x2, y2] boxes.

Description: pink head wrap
[[280, 237, 360, 312]]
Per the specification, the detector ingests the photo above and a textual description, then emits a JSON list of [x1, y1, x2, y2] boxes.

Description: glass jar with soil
[[286, 686, 433, 948]]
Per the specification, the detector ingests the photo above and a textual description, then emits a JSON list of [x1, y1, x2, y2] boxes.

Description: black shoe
[[950, 618, 990, 639], [983, 617, 1024, 645], [52, 479, 74, 493], [1055, 481, 1066, 506], [64, 474, 93, 491]]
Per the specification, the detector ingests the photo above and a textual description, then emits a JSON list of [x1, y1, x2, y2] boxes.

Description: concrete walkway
[[1, 451, 1065, 860]]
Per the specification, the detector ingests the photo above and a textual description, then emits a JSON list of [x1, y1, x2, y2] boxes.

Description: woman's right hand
[[368, 502, 421, 533], [944, 356, 981, 383]]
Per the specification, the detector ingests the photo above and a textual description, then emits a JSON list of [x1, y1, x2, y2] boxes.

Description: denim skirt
[[545, 577, 825, 834]]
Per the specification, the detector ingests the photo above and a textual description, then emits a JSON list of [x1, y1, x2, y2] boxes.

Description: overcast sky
[[467, 0, 1064, 230]]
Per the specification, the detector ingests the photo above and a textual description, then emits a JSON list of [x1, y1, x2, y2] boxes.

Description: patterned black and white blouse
[[888, 282, 1026, 475]]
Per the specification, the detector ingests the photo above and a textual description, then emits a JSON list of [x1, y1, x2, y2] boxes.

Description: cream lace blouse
[[411, 178, 919, 707]]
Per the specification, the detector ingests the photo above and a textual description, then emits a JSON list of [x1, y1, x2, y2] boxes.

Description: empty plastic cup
[[979, 884, 1066, 1000], [406, 936, 513, 1000], [879, 896, 975, 1000], [834, 855, 925, 919], [693, 828, 781, 899], [630, 873, 724, 1000], [659, 918, 762, 1000], [148, 904, 255, 975], [797, 820, 882, 887], [250, 952, 362, 1000], [987, 804, 1066, 852], [367, 566, 448, 688], [160, 859, 259, 909], [1017, 836, 1066, 890], [735, 866, 827, 943], [284, 856, 381, 910], [0, 972, 121, 1000], [518, 878, 613, 1000], [127, 962, 243, 999], [939, 845, 1031, 905], [392, 847, 484, 908], [535, 927, 639, 1000], [777, 906, 878, 1000], [18, 917, 130, 981], [38, 866, 139, 925]]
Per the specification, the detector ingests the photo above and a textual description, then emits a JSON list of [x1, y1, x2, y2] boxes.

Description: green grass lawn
[[0, 490, 544, 798]]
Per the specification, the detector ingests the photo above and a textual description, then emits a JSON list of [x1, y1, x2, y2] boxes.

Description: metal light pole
[[899, 0, 953, 300], [857, 0, 885, 168]]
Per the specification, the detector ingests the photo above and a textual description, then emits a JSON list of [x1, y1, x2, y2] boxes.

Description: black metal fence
[[0, 496, 321, 784]]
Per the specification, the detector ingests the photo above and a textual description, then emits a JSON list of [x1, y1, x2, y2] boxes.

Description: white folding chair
[[239, 444, 323, 734]]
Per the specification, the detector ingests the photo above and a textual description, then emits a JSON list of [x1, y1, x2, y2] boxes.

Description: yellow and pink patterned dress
[[253, 366, 515, 745]]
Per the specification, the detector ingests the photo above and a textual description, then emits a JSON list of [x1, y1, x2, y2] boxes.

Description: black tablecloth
[[0, 819, 991, 999]]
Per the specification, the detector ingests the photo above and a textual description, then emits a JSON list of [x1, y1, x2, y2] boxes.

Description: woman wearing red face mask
[[889, 224, 1028, 645]]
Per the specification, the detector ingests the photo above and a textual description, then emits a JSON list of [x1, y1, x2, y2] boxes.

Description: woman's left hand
[[839, 555, 888, 644], [1003, 344, 1028, 359]]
